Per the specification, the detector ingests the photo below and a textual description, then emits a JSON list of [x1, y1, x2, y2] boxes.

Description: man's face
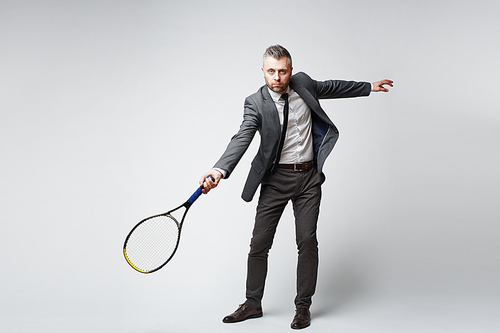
[[262, 56, 293, 94]]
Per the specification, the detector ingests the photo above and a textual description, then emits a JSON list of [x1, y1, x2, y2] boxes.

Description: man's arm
[[198, 96, 260, 194]]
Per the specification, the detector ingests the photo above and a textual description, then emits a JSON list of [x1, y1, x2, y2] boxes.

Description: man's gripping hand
[[199, 169, 223, 194]]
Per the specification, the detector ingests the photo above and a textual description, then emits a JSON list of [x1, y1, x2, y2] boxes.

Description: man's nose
[[273, 73, 280, 81]]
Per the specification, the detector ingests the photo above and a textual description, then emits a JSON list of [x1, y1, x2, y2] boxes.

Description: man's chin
[[272, 86, 286, 93], [265, 82, 288, 93]]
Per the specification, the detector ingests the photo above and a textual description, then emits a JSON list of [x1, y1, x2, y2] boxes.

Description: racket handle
[[188, 187, 203, 204], [188, 175, 215, 204]]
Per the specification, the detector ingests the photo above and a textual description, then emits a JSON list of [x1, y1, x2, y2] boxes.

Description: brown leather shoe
[[222, 302, 263, 323], [291, 306, 311, 329]]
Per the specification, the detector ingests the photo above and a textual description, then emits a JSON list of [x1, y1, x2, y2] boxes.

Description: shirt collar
[[267, 86, 292, 103]]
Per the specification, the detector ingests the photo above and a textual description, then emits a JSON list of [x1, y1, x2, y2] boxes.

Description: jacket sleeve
[[213, 96, 260, 179], [315, 78, 371, 99], [294, 71, 371, 99]]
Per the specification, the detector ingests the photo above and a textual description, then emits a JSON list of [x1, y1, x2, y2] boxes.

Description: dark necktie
[[271, 93, 289, 174]]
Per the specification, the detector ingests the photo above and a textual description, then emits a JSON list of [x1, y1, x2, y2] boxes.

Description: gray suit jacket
[[214, 72, 371, 202]]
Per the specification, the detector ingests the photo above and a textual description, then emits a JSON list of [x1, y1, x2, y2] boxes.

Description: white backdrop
[[1, 1, 499, 332]]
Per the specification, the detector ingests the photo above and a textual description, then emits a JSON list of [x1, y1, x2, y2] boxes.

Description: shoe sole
[[291, 322, 310, 330], [223, 312, 263, 323]]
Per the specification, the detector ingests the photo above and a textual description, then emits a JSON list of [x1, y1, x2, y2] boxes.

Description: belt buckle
[[294, 163, 303, 172]]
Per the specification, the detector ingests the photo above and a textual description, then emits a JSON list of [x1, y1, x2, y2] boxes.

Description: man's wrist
[[213, 167, 227, 179]]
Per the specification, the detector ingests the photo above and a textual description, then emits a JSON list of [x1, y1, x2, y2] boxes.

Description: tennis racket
[[123, 176, 213, 274]]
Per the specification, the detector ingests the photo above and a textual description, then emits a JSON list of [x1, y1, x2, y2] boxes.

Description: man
[[199, 45, 393, 329]]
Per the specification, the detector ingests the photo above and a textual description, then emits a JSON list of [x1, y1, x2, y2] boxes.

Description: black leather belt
[[278, 161, 314, 172]]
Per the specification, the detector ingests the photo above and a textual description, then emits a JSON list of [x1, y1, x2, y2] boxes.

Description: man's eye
[[269, 70, 274, 74]]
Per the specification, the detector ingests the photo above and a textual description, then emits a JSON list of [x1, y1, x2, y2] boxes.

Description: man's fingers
[[380, 79, 394, 88]]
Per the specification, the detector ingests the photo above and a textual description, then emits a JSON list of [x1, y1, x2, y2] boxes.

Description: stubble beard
[[267, 82, 288, 94]]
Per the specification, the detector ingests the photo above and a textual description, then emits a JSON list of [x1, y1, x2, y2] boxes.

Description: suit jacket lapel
[[290, 81, 334, 127], [261, 85, 281, 131]]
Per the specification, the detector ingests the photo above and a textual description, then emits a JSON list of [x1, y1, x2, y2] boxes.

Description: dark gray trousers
[[245, 167, 325, 309]]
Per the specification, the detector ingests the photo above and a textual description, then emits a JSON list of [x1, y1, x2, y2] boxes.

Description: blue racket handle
[[188, 175, 215, 204]]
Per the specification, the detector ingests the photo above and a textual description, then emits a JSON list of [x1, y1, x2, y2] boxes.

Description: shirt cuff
[[214, 167, 228, 179]]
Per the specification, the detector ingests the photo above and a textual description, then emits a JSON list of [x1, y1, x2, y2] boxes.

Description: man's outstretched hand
[[372, 79, 394, 92]]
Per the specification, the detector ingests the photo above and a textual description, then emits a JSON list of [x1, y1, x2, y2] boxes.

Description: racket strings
[[124, 214, 180, 272]]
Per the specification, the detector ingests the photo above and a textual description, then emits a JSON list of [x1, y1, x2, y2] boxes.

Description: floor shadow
[[313, 247, 375, 318]]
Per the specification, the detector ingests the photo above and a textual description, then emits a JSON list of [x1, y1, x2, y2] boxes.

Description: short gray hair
[[263, 45, 292, 67]]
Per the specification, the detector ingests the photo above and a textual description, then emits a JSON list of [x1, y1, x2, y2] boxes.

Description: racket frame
[[123, 177, 211, 274]]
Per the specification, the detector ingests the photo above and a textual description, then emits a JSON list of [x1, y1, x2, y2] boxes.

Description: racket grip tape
[[188, 175, 215, 204]]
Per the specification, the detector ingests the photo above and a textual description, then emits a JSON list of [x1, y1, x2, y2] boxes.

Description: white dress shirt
[[268, 87, 314, 164]]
